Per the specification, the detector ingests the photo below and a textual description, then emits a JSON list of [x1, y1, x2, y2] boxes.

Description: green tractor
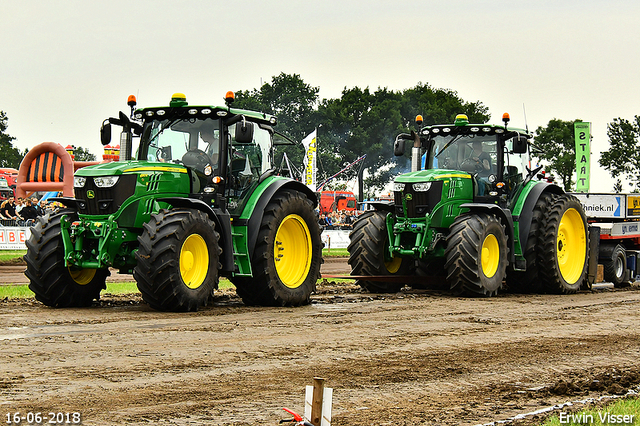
[[348, 113, 590, 296], [25, 92, 323, 311]]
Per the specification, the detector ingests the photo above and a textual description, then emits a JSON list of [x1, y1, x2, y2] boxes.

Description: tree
[[233, 74, 490, 194], [234, 73, 320, 181], [0, 111, 26, 169], [599, 116, 640, 192], [73, 146, 96, 161], [317, 83, 490, 193], [234, 73, 319, 142], [532, 119, 583, 192]]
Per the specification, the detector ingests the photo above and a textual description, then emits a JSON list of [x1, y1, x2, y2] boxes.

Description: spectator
[[0, 197, 17, 220], [318, 213, 330, 227], [36, 199, 47, 216], [344, 211, 354, 226], [15, 197, 24, 216], [18, 198, 38, 226]]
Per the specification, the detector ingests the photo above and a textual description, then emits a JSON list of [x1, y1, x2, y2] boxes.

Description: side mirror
[[100, 122, 111, 146], [512, 135, 528, 154], [158, 146, 172, 162], [235, 121, 254, 143], [394, 134, 409, 156], [394, 133, 415, 156]]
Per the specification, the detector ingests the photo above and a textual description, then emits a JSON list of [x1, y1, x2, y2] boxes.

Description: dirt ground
[[1, 258, 640, 425]]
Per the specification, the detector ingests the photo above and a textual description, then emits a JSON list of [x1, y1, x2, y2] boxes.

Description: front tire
[[134, 209, 221, 312], [538, 195, 589, 294], [348, 210, 412, 293], [232, 189, 322, 306], [25, 211, 109, 307], [445, 213, 508, 296]]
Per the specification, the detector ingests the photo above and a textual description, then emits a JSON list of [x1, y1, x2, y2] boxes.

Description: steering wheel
[[181, 149, 214, 175], [460, 157, 483, 173]]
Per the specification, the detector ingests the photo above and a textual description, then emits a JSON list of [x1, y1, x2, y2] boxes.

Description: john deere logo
[[405, 194, 413, 201], [86, 190, 95, 199]]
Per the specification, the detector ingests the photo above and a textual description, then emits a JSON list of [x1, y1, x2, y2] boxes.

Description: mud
[[1, 263, 640, 425]]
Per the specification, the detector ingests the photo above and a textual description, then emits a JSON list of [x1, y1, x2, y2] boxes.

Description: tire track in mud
[[1, 282, 639, 425]]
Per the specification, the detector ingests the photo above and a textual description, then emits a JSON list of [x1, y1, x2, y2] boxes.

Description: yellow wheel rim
[[481, 234, 500, 278], [180, 234, 209, 289], [69, 268, 96, 285], [274, 214, 312, 288], [385, 256, 403, 274], [557, 208, 587, 284]]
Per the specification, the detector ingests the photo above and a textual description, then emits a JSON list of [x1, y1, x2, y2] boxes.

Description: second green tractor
[[348, 113, 590, 296]]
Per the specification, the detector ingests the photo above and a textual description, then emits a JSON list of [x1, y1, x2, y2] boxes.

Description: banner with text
[[0, 227, 31, 250], [302, 130, 317, 191], [574, 122, 591, 193]]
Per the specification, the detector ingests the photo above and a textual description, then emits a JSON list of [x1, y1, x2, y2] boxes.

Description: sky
[[1, 0, 639, 192]]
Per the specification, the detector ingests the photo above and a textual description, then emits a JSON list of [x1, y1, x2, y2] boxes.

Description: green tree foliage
[[233, 74, 490, 193], [599, 116, 640, 192], [532, 118, 583, 191], [318, 83, 489, 193], [72, 146, 96, 161], [234, 73, 319, 142], [0, 111, 26, 169]]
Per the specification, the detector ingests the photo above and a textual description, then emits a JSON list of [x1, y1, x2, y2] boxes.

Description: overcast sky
[[2, 0, 639, 192]]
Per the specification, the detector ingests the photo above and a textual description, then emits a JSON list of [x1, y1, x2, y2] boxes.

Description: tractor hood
[[74, 160, 188, 177], [394, 169, 472, 184]]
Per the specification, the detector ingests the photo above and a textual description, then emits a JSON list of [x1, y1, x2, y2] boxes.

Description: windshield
[[140, 118, 221, 165], [427, 134, 498, 175]]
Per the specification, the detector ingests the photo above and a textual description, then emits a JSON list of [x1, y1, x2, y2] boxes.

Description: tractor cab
[[394, 113, 531, 207], [132, 93, 277, 214]]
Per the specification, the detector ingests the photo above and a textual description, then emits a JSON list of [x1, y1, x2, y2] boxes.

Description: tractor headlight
[[412, 182, 432, 192], [393, 182, 405, 192], [74, 176, 86, 188], [93, 176, 120, 188]]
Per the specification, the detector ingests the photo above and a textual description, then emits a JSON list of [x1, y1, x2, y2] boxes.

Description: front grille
[[394, 181, 443, 218], [75, 174, 137, 215]]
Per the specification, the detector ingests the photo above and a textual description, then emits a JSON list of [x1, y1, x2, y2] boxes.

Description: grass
[[0, 276, 355, 299], [0, 248, 349, 299], [0, 279, 238, 299], [0, 250, 26, 262], [541, 397, 640, 425], [322, 248, 348, 257]]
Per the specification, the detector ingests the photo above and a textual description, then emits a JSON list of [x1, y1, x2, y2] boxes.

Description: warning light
[[415, 115, 423, 125], [170, 93, 188, 107], [502, 112, 510, 126], [127, 95, 137, 107], [454, 114, 469, 126], [225, 91, 235, 105]]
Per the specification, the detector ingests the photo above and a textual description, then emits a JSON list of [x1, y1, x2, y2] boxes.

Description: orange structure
[[16, 142, 104, 198]]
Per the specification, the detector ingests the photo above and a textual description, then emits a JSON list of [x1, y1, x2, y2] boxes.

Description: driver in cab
[[469, 140, 491, 176]]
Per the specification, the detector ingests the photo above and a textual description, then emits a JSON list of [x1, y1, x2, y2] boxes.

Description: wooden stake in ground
[[310, 377, 325, 426]]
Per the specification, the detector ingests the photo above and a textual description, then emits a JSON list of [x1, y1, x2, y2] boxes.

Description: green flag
[[574, 122, 591, 192]]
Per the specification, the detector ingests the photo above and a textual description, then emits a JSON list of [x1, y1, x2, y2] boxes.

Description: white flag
[[302, 130, 317, 191]]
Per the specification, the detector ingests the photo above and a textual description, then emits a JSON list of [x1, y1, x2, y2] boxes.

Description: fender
[[514, 182, 564, 253], [157, 197, 234, 273], [460, 203, 516, 264], [244, 179, 317, 256]]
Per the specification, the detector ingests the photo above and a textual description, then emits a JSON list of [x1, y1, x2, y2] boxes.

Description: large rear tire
[[601, 244, 628, 288], [445, 213, 508, 296], [538, 195, 589, 294], [348, 210, 412, 293], [506, 192, 555, 293], [232, 189, 322, 306], [25, 211, 109, 307], [134, 209, 221, 312]]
